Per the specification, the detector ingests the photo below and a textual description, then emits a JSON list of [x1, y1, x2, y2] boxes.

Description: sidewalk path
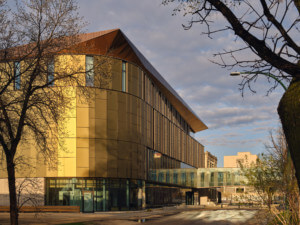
[[0, 206, 265, 225]]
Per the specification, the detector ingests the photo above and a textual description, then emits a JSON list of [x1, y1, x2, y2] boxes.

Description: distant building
[[224, 152, 257, 168], [204, 151, 217, 168]]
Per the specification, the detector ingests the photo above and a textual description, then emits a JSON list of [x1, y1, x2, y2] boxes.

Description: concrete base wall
[[0, 178, 45, 206]]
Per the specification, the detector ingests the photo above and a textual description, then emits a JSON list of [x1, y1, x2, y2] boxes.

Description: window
[[226, 172, 232, 186], [190, 172, 195, 187], [47, 59, 54, 86], [181, 172, 186, 185], [122, 61, 126, 92], [201, 173, 205, 187], [218, 172, 224, 186], [173, 172, 178, 184], [210, 172, 215, 186], [14, 61, 20, 90], [158, 172, 164, 182], [166, 171, 170, 183], [85, 56, 94, 86]]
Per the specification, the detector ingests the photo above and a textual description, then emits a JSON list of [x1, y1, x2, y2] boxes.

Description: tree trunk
[[278, 78, 300, 190], [6, 156, 18, 225]]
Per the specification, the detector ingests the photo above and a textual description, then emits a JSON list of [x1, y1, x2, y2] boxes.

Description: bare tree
[[268, 129, 299, 224], [241, 128, 299, 224], [162, 0, 300, 188], [0, 0, 86, 224]]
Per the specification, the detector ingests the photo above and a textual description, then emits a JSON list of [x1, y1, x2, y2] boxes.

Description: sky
[[77, 0, 287, 167]]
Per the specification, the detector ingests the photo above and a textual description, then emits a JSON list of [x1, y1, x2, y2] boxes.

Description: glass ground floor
[[45, 178, 146, 212], [45, 177, 190, 212]]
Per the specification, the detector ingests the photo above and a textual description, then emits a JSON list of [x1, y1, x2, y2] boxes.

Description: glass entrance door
[[186, 191, 194, 205], [83, 191, 94, 213]]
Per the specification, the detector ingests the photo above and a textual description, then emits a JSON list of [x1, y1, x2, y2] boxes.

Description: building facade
[[224, 152, 257, 168], [0, 29, 209, 212], [204, 151, 218, 168]]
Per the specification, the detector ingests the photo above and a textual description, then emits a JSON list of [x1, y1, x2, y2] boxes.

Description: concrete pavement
[[0, 206, 267, 225]]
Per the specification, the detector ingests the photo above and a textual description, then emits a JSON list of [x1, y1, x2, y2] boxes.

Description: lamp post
[[230, 71, 287, 91]]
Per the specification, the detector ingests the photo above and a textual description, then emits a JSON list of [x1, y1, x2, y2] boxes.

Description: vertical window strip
[[122, 61, 126, 92], [47, 59, 54, 86], [86, 56, 94, 86], [14, 61, 20, 90]]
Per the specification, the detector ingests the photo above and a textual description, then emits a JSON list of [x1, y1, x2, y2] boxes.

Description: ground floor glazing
[[0, 177, 218, 211], [45, 178, 147, 212]]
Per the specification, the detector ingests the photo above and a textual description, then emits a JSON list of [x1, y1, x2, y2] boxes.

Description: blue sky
[[77, 0, 286, 167]]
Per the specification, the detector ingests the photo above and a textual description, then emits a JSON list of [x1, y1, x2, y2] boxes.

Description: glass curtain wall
[[45, 178, 143, 212], [148, 167, 246, 188]]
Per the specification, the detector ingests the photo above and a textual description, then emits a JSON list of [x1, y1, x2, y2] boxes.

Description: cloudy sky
[[78, 0, 286, 167]]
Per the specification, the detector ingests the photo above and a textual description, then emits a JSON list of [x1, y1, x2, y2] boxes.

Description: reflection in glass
[[14, 61, 21, 90], [45, 178, 143, 212], [86, 56, 94, 86]]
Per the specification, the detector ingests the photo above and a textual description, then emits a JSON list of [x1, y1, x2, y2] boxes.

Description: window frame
[[47, 59, 55, 86], [122, 60, 126, 92], [14, 61, 21, 90], [85, 55, 94, 87]]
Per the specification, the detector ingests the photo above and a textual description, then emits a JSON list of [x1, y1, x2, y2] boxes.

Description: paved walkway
[[0, 206, 266, 225]]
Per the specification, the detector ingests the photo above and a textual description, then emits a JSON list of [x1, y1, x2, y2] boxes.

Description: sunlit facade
[[204, 151, 218, 168], [0, 29, 211, 212], [224, 152, 257, 168]]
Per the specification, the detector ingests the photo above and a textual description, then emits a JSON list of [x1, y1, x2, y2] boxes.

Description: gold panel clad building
[[0, 29, 208, 212]]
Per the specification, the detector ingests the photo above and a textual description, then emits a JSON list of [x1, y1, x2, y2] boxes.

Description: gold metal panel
[[94, 56, 113, 89], [117, 141, 130, 160], [89, 158, 95, 177], [108, 139, 118, 150], [77, 107, 89, 127], [95, 99, 107, 119], [89, 138, 95, 158], [131, 169, 138, 179], [76, 138, 89, 148], [77, 148, 89, 168], [117, 160, 129, 178], [95, 89, 107, 100], [36, 157, 46, 177], [58, 157, 76, 177], [107, 168, 117, 178], [95, 119, 107, 139], [117, 121, 126, 141], [95, 139, 108, 159], [107, 150, 118, 163], [95, 158, 107, 177], [89, 118, 95, 139], [58, 137, 76, 158], [76, 92, 89, 108], [111, 59, 122, 91], [89, 106, 95, 119], [46, 165, 58, 177], [128, 63, 139, 97], [117, 92, 126, 104], [107, 156, 118, 171], [58, 117, 76, 137], [76, 167, 89, 177], [107, 110, 118, 139], [77, 127, 89, 138], [107, 89, 117, 104]]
